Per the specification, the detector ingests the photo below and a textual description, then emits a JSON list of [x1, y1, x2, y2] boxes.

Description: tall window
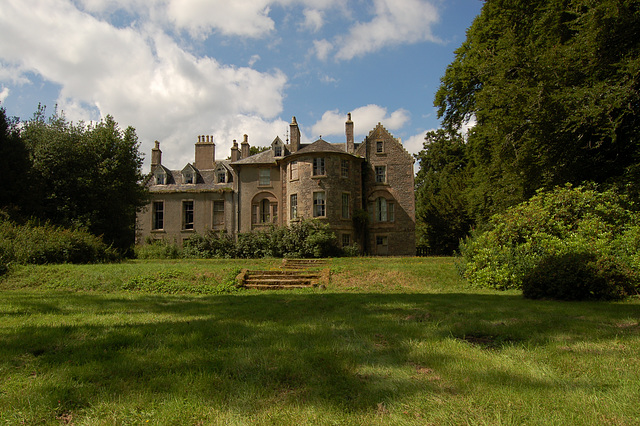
[[341, 159, 349, 178], [259, 169, 270, 186], [313, 192, 325, 217], [341, 193, 350, 219], [213, 201, 224, 227], [290, 161, 298, 180], [217, 171, 226, 183], [375, 165, 386, 183], [183, 201, 194, 230], [313, 157, 325, 176], [375, 197, 395, 222], [260, 199, 271, 223], [376, 141, 384, 153], [152, 201, 164, 230], [274, 145, 282, 157], [253, 199, 278, 224], [290, 194, 298, 219]]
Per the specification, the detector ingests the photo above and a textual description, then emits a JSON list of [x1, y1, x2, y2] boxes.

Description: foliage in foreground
[[0, 217, 119, 274], [139, 220, 353, 259], [459, 186, 640, 299]]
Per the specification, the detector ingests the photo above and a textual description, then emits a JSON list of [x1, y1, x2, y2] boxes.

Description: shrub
[[0, 218, 119, 265], [135, 238, 181, 259], [183, 230, 236, 259], [459, 185, 640, 292], [522, 252, 639, 301]]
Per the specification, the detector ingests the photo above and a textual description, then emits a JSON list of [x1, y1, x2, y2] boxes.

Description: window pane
[[290, 161, 298, 180], [375, 166, 386, 183], [259, 169, 270, 186], [376, 141, 383, 153], [290, 194, 298, 219], [342, 193, 350, 219], [377, 197, 387, 222], [313, 158, 325, 176], [152, 201, 164, 230], [183, 201, 194, 229], [388, 202, 395, 222], [341, 160, 349, 178], [313, 192, 325, 217], [213, 201, 224, 227]]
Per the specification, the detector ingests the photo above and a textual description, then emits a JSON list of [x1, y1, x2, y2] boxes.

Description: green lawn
[[1, 258, 639, 425]]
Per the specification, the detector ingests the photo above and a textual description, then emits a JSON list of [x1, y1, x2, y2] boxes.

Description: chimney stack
[[289, 116, 300, 152], [345, 113, 354, 153], [231, 140, 240, 162], [151, 140, 162, 171], [194, 134, 215, 170], [241, 134, 250, 158]]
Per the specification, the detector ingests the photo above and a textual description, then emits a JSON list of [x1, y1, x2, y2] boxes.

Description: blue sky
[[0, 0, 483, 170]]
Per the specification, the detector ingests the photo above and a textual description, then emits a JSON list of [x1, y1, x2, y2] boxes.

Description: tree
[[435, 0, 640, 222], [21, 106, 147, 253], [414, 129, 472, 254], [0, 107, 29, 216]]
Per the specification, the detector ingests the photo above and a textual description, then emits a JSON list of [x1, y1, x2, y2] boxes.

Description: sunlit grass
[[0, 257, 639, 424]]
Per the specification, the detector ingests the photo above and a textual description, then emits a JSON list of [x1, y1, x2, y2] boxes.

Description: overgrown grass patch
[[0, 257, 639, 424]]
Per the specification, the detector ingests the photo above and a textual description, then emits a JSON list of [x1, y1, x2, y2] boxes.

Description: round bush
[[522, 252, 638, 301]]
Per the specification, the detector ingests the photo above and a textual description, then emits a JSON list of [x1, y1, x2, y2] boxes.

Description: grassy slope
[[0, 258, 639, 425]]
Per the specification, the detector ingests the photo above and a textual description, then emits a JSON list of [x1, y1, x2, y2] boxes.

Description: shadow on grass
[[1, 291, 638, 417]]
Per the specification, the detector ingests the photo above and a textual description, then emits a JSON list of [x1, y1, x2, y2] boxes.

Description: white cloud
[[335, 0, 440, 60], [0, 0, 287, 169], [0, 87, 8, 103], [310, 104, 410, 140], [301, 9, 324, 32], [313, 39, 333, 61], [248, 54, 261, 67]]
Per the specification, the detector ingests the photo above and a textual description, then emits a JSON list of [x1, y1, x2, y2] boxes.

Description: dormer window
[[155, 173, 165, 185], [274, 145, 282, 157], [184, 172, 194, 184], [217, 171, 226, 183]]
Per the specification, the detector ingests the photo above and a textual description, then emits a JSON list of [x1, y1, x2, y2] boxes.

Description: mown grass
[[0, 257, 639, 425]]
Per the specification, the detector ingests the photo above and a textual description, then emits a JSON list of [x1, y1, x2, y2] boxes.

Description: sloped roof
[[296, 138, 348, 154], [231, 148, 277, 165]]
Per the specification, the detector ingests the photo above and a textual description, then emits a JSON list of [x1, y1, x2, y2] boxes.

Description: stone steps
[[282, 258, 328, 269], [236, 260, 330, 290]]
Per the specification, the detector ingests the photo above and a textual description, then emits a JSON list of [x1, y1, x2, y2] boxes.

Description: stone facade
[[136, 115, 416, 256]]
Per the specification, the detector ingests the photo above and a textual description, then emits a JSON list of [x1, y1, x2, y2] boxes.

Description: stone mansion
[[136, 114, 416, 256]]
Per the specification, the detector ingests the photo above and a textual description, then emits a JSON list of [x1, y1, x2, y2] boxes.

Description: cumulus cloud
[[0, 0, 287, 168], [335, 0, 440, 60], [310, 104, 410, 140], [0, 87, 8, 103], [301, 9, 324, 32], [313, 39, 333, 62]]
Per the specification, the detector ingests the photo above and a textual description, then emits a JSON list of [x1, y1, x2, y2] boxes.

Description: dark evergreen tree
[[415, 129, 472, 254], [0, 107, 30, 216]]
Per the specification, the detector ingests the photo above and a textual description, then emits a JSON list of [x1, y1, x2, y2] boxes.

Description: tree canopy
[[2, 105, 147, 254], [433, 0, 640, 224]]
